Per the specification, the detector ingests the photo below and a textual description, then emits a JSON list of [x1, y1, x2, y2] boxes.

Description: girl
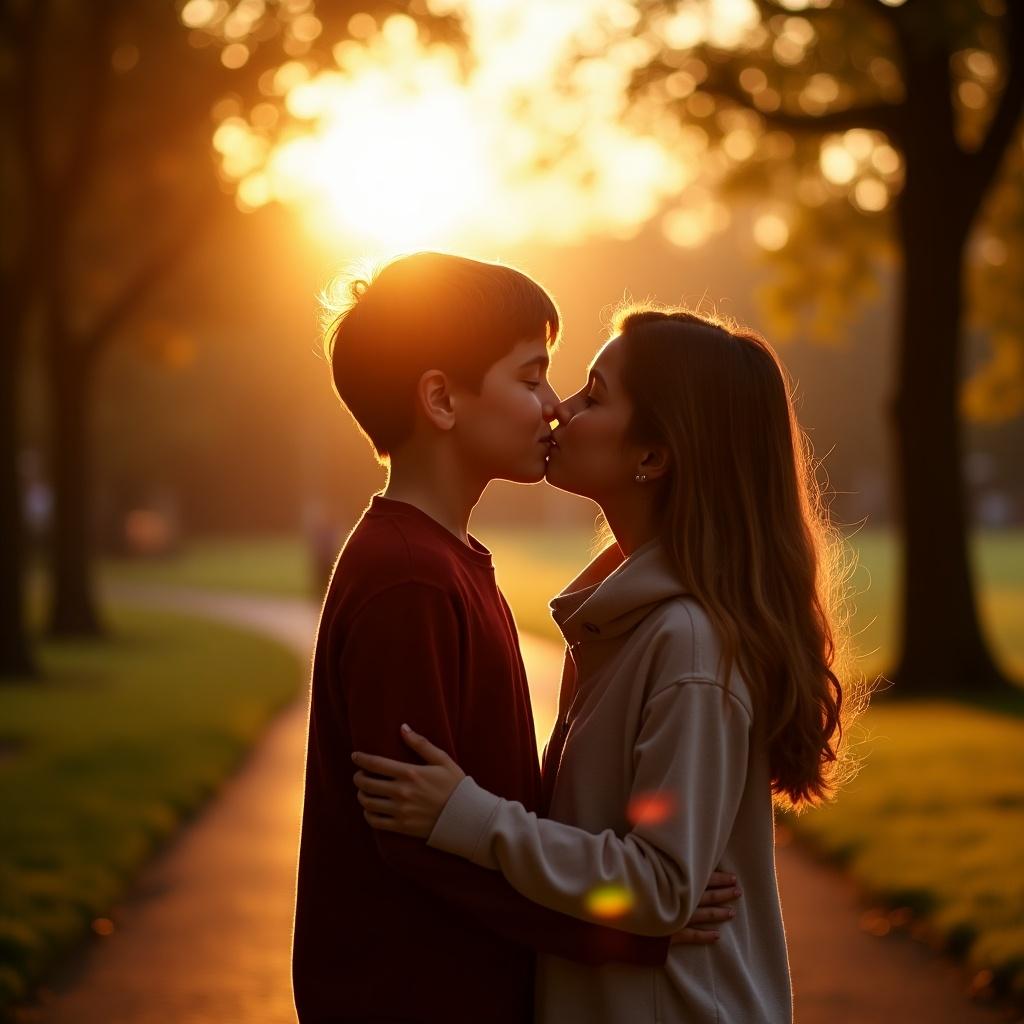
[[352, 307, 862, 1023]]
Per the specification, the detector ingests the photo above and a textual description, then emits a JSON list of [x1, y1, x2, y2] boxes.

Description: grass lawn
[[99, 525, 1024, 998], [0, 607, 302, 1017], [790, 698, 1024, 998], [101, 537, 316, 599]]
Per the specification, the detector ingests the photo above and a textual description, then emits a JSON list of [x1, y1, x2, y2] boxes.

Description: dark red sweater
[[292, 496, 668, 1024]]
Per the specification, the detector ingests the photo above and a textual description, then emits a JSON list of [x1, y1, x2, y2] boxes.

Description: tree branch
[[701, 72, 903, 141], [752, 0, 904, 35], [79, 193, 224, 366], [968, 3, 1024, 200]]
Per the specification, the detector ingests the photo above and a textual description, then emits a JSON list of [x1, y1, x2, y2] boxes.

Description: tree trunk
[[889, 132, 1009, 694], [0, 317, 36, 678], [47, 349, 104, 637]]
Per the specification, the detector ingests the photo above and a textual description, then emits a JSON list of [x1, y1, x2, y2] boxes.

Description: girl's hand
[[671, 872, 742, 945], [351, 724, 466, 838]]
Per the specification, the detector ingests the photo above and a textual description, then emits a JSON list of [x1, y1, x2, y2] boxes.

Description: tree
[[0, 0, 461, 669], [616, 0, 1023, 694]]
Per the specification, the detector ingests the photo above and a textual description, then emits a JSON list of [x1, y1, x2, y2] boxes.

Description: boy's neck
[[383, 450, 485, 546]]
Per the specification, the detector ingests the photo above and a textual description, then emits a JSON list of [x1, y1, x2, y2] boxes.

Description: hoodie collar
[[549, 538, 688, 647]]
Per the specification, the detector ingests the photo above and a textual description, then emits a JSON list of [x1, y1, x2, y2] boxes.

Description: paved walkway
[[23, 590, 1009, 1023]]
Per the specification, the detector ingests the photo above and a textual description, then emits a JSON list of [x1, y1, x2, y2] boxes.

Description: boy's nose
[[548, 391, 581, 423], [546, 397, 575, 429], [540, 386, 566, 427]]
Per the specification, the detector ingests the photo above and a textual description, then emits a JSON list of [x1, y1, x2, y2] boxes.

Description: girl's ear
[[416, 369, 456, 432], [640, 446, 670, 482]]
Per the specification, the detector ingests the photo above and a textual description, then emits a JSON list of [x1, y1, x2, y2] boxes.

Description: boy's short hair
[[325, 252, 560, 461]]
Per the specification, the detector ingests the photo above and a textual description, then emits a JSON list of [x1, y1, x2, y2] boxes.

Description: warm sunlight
[[212, 3, 693, 256], [202, 0, 889, 258], [269, 39, 491, 251]]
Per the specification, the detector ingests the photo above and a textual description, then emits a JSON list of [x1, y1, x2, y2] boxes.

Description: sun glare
[[212, 3, 688, 256], [203, 0, 816, 258], [269, 52, 492, 250]]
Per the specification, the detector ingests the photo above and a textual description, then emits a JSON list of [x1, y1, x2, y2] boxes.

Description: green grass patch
[[788, 700, 1024, 998], [479, 526, 598, 642], [841, 530, 1024, 681], [0, 607, 301, 1018], [101, 536, 316, 599]]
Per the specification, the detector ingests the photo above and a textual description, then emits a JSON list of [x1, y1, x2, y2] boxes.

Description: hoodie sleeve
[[427, 677, 752, 937], [342, 582, 669, 965]]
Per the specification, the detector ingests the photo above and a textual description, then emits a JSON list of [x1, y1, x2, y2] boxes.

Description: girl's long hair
[[614, 306, 866, 810]]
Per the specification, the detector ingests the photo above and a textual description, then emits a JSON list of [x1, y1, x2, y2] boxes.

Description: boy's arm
[[340, 581, 669, 968]]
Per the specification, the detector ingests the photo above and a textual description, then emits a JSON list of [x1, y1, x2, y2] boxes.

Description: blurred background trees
[[609, 0, 1023, 692], [0, 0, 461, 673], [2, 0, 1022, 696]]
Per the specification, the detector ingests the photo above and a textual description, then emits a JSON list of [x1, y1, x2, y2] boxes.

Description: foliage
[[609, 0, 1024, 420], [0, 606, 300, 1017], [787, 697, 1024, 1000]]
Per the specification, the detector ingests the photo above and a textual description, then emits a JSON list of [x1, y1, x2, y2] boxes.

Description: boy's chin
[[508, 466, 547, 485], [495, 455, 549, 485]]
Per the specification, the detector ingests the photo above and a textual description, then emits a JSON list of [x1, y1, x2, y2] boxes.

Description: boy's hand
[[671, 872, 741, 945], [352, 724, 465, 838]]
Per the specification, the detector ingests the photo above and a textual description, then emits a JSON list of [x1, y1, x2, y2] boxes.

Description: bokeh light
[[585, 883, 635, 919], [210, 3, 690, 255], [753, 211, 791, 251], [626, 790, 677, 826]]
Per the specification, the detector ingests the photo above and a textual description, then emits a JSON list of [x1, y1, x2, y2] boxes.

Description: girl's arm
[[428, 679, 751, 936], [355, 678, 752, 938]]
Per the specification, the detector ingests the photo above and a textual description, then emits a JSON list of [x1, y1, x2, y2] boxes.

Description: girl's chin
[[544, 458, 582, 495]]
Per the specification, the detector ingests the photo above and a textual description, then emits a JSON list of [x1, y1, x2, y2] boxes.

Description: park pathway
[[23, 589, 1010, 1024]]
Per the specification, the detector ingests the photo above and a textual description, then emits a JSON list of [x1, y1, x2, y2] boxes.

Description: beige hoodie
[[427, 539, 792, 1023]]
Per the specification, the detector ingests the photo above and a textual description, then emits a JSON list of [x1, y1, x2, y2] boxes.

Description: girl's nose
[[549, 397, 575, 429]]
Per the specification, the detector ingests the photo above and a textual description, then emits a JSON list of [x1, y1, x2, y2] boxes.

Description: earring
[[634, 473, 647, 483]]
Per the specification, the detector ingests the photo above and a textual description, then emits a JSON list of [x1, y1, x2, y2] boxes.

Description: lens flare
[[585, 883, 634, 919], [626, 790, 677, 826]]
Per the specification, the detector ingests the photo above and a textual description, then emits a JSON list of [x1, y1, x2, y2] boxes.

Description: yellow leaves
[[754, 197, 894, 345], [961, 332, 1024, 423]]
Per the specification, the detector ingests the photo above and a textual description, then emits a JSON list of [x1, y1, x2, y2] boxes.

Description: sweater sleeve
[[340, 582, 669, 967], [427, 678, 752, 937]]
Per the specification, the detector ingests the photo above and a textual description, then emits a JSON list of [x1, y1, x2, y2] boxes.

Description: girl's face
[[545, 335, 648, 501]]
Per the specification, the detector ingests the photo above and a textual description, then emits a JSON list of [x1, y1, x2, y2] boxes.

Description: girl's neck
[[600, 494, 661, 558]]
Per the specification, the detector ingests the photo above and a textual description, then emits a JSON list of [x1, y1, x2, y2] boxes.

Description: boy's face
[[452, 335, 559, 484]]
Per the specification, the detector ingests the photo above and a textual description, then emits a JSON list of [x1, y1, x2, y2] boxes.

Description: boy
[[292, 253, 729, 1023]]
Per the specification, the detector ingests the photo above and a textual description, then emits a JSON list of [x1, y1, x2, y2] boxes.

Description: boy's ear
[[416, 369, 457, 432], [640, 445, 670, 481]]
